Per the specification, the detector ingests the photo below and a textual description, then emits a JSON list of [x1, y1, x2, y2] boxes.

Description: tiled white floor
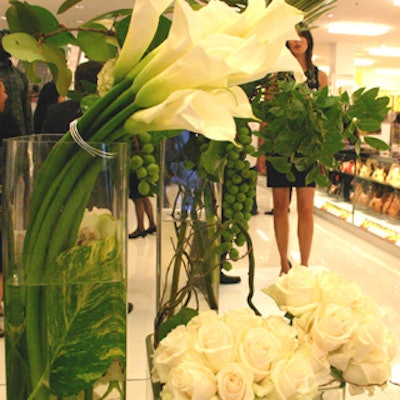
[[1, 179, 400, 399]]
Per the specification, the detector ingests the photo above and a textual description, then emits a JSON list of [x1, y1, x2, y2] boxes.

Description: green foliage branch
[[252, 79, 390, 186]]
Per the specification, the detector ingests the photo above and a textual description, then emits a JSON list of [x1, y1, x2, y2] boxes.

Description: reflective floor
[[1, 179, 399, 399]]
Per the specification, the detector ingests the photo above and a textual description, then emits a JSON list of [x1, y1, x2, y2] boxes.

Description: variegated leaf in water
[[44, 235, 126, 396]]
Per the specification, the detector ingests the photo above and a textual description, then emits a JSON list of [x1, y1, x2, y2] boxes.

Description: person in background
[[41, 60, 103, 133], [33, 81, 64, 133], [247, 122, 260, 216], [0, 30, 33, 136], [267, 26, 328, 276], [128, 173, 157, 239], [30, 84, 40, 112]]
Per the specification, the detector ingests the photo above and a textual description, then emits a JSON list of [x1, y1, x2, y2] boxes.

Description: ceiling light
[[354, 58, 375, 67], [394, 0, 400, 6], [327, 22, 389, 36], [376, 68, 400, 76], [369, 45, 400, 57]]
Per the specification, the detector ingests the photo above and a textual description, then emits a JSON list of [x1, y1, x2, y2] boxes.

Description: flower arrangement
[[1, 0, 314, 398], [151, 265, 398, 399], [1, 0, 394, 398]]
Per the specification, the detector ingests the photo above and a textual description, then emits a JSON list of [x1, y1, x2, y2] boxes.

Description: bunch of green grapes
[[220, 123, 257, 269], [129, 131, 160, 196]]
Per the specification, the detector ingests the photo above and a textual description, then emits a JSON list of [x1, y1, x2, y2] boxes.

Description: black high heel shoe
[[146, 226, 157, 235], [128, 229, 147, 239], [279, 261, 293, 276]]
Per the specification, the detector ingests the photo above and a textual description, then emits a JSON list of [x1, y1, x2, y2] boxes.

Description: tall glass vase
[[155, 132, 222, 340], [1, 134, 129, 400]]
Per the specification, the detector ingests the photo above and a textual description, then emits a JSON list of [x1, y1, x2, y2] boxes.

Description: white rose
[[153, 325, 192, 382], [262, 315, 299, 354], [187, 310, 221, 335], [216, 362, 254, 400], [238, 327, 282, 382], [344, 361, 391, 389], [78, 207, 118, 244], [223, 308, 262, 342], [263, 265, 321, 317], [271, 352, 319, 400], [310, 303, 356, 353], [339, 320, 397, 387], [194, 319, 235, 373], [352, 319, 397, 364], [317, 271, 379, 316], [165, 360, 217, 400], [292, 338, 333, 390], [253, 377, 274, 399]]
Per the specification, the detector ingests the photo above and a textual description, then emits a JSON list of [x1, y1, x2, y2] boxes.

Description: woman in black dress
[[267, 28, 328, 276]]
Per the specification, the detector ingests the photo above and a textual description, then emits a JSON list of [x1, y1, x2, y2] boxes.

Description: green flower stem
[[84, 387, 94, 400], [240, 225, 260, 316], [28, 78, 134, 219], [26, 159, 105, 399], [167, 213, 188, 318], [21, 80, 138, 398], [24, 102, 139, 270], [199, 182, 219, 309], [166, 179, 220, 319]]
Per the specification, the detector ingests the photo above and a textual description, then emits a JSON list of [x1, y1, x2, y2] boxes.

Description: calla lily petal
[[134, 44, 229, 107], [113, 0, 172, 82], [132, 0, 304, 107], [126, 87, 254, 142], [267, 46, 306, 84]]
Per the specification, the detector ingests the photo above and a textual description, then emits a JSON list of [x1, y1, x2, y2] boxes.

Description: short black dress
[[266, 67, 320, 189]]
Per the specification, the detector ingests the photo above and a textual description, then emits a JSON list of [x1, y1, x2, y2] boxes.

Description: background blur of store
[[309, 1, 400, 255]]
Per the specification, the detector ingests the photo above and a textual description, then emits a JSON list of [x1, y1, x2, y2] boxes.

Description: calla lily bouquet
[[152, 266, 398, 399], [2, 0, 319, 398]]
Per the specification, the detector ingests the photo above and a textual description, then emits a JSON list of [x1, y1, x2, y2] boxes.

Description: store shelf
[[315, 189, 400, 257]]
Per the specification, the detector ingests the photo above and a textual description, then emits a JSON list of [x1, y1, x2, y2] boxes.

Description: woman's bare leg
[[272, 187, 291, 275], [133, 198, 146, 231], [143, 197, 156, 229], [296, 187, 315, 266]]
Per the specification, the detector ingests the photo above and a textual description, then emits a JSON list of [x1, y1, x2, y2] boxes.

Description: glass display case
[[314, 146, 400, 252]]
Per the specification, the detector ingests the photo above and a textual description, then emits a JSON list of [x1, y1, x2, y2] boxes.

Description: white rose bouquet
[[152, 266, 398, 399], [264, 265, 398, 397], [152, 309, 321, 400]]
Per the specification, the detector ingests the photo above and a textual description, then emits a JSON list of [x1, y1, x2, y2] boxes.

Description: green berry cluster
[[221, 124, 257, 269], [130, 132, 160, 196]]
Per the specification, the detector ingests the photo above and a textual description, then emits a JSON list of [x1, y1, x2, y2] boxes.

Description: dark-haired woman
[[268, 27, 328, 276]]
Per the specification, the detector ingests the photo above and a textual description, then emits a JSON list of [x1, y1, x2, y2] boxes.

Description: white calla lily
[[113, 0, 172, 82], [125, 86, 254, 142], [131, 0, 304, 108]]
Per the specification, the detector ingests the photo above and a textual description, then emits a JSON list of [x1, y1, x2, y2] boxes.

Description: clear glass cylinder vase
[[1, 134, 129, 400], [156, 133, 222, 335]]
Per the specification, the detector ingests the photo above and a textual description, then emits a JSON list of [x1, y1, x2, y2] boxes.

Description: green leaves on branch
[[255, 81, 390, 186], [2, 32, 72, 93], [3, 1, 131, 94]]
